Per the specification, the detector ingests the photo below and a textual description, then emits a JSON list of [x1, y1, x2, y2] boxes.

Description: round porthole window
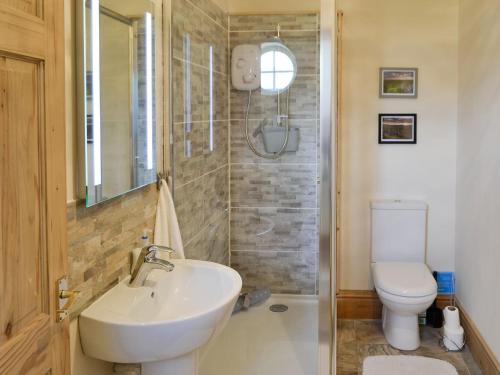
[[260, 39, 297, 95]]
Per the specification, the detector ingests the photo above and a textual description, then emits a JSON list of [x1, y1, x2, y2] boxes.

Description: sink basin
[[79, 259, 242, 375]]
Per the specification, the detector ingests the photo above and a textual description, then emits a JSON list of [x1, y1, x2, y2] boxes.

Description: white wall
[[227, 0, 319, 14], [338, 0, 459, 289], [456, 0, 500, 359]]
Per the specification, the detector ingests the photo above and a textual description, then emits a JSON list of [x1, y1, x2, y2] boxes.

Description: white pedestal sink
[[79, 259, 242, 375]]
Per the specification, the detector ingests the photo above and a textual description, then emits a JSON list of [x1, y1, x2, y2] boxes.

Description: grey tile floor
[[337, 319, 483, 375]]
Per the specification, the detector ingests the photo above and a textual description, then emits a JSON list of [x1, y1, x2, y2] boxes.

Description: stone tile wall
[[67, 185, 157, 317], [171, 0, 230, 265], [229, 14, 320, 295]]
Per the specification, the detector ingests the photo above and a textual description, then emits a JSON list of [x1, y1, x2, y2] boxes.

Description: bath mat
[[363, 355, 458, 375]]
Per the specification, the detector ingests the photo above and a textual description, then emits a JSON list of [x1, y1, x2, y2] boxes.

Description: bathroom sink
[[79, 259, 242, 374]]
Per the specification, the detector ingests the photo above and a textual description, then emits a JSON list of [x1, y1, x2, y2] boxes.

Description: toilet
[[370, 200, 437, 351]]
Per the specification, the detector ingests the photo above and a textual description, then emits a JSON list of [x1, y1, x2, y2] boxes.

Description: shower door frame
[[319, 0, 337, 374]]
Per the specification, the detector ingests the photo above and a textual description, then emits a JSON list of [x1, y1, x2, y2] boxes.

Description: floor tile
[[338, 342, 358, 372], [338, 319, 356, 344], [354, 320, 387, 345], [338, 319, 483, 375]]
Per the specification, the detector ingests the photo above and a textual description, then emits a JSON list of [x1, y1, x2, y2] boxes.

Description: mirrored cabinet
[[77, 0, 160, 207]]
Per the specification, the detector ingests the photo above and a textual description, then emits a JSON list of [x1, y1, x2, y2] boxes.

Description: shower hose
[[244, 89, 290, 160]]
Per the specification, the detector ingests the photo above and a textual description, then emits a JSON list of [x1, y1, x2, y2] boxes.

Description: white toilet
[[370, 200, 437, 351]]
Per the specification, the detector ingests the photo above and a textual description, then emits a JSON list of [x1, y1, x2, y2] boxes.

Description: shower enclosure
[[168, 0, 334, 373]]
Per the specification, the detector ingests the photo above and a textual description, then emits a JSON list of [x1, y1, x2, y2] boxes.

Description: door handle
[[56, 276, 80, 322]]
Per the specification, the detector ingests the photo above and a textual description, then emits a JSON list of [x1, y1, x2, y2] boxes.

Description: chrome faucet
[[129, 245, 176, 287]]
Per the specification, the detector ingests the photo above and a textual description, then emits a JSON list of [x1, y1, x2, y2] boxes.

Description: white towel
[[154, 179, 185, 259]]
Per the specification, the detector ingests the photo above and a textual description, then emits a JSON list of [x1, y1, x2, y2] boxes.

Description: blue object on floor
[[436, 272, 455, 295]]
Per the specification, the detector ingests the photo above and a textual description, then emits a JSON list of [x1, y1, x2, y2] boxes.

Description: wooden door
[[0, 0, 69, 374]]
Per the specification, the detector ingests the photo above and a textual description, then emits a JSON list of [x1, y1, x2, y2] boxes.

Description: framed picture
[[379, 68, 418, 98], [379, 114, 417, 144]]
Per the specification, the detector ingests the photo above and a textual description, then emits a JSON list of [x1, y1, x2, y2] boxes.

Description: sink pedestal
[[142, 352, 198, 375]]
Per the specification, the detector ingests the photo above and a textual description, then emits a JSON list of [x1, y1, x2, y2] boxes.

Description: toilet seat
[[372, 262, 437, 298]]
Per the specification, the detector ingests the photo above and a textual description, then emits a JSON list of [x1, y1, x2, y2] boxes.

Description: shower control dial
[[243, 72, 257, 83]]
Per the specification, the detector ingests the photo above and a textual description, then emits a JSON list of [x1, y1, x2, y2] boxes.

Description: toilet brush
[[426, 300, 443, 328], [426, 272, 444, 328]]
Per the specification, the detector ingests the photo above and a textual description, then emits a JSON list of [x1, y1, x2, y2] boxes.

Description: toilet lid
[[372, 262, 437, 297]]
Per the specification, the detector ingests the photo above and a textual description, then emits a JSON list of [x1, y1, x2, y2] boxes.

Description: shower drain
[[269, 304, 288, 313]]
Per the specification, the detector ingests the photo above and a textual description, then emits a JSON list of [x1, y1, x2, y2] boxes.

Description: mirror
[[260, 38, 297, 95], [79, 0, 157, 207]]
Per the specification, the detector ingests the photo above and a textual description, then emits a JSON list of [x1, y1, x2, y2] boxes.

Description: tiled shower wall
[[171, 0, 230, 264], [170, 7, 320, 293], [229, 14, 320, 295]]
